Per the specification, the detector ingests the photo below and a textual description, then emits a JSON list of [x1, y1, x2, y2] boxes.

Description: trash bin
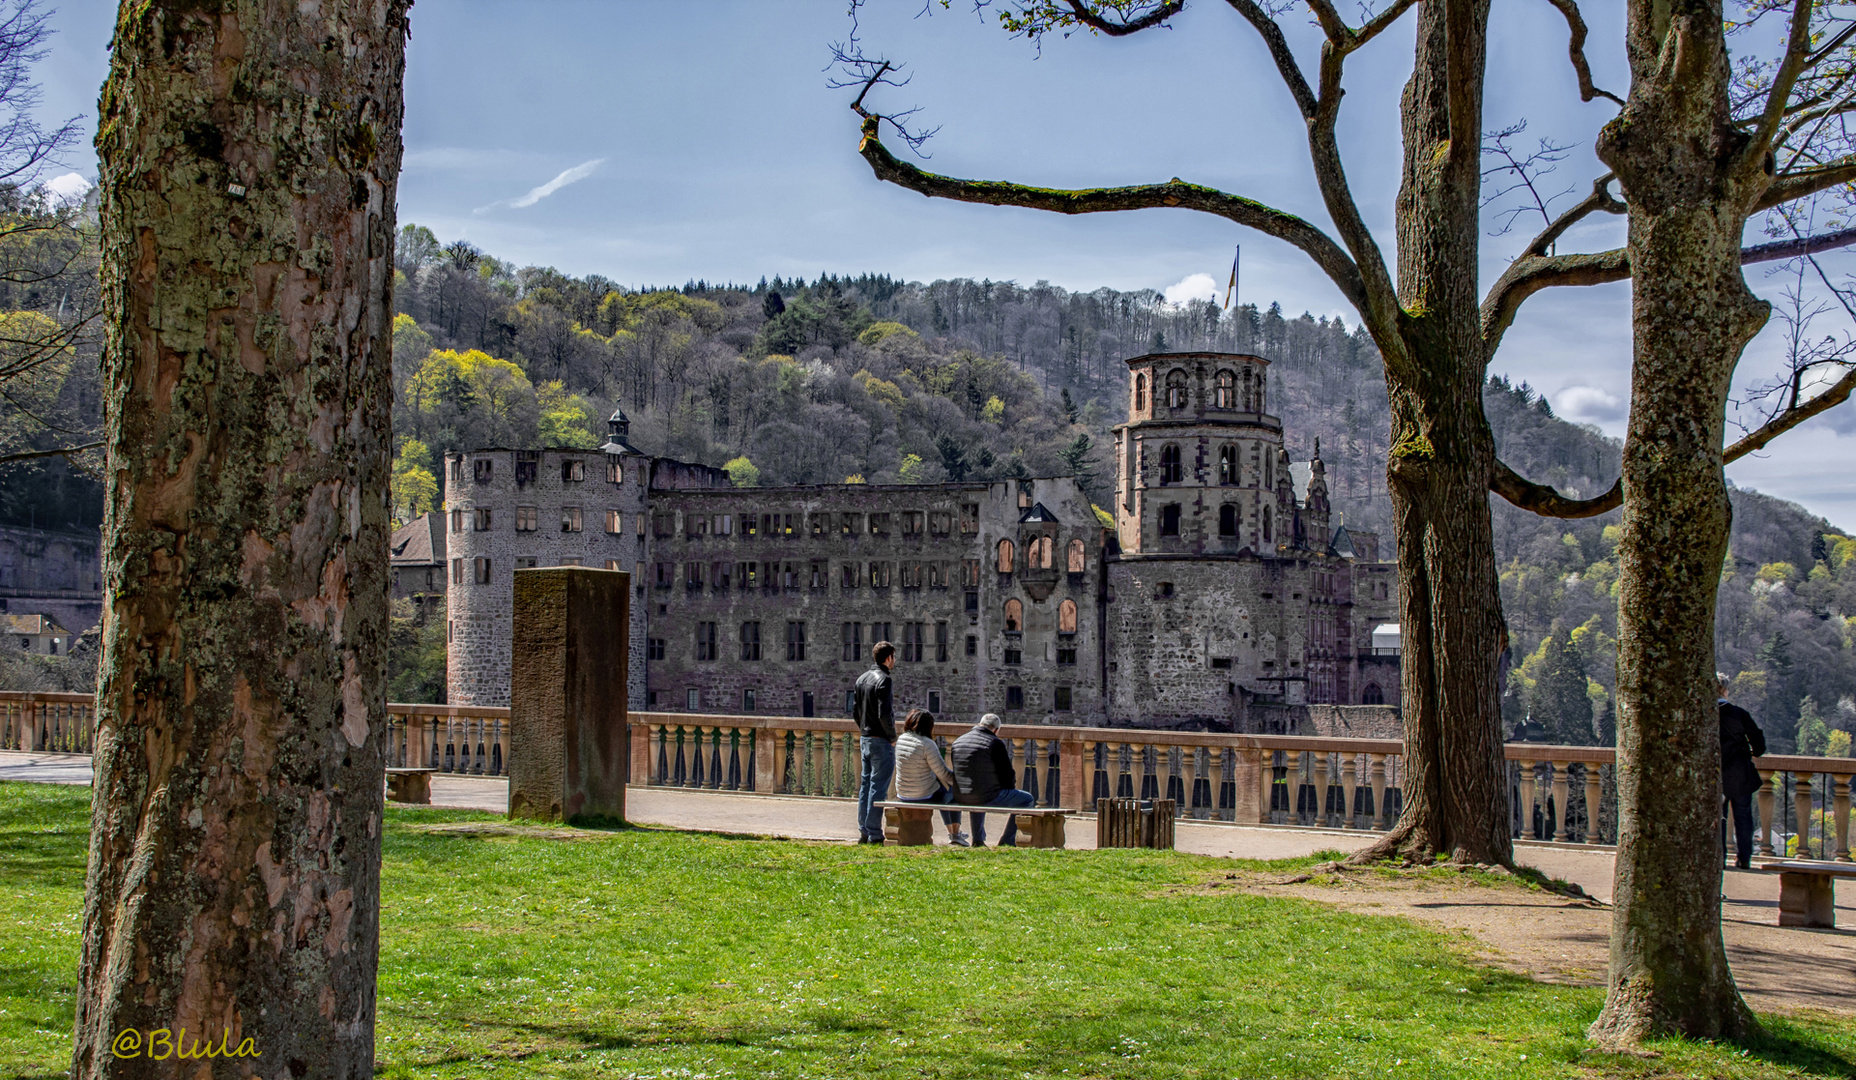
[[1097, 797, 1176, 849]]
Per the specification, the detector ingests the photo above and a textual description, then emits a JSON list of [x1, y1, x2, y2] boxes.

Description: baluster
[[1551, 761, 1571, 842], [1585, 764, 1604, 845], [725, 727, 741, 790], [1757, 770, 1778, 856], [1794, 772, 1815, 858], [649, 724, 666, 784], [670, 725, 688, 786], [1189, 747, 1207, 820], [1832, 772, 1852, 862], [1313, 752, 1330, 826], [1370, 754, 1388, 830], [1341, 755, 1359, 829], [803, 730, 821, 796], [1012, 737, 1030, 800], [702, 726, 720, 789], [1518, 760, 1537, 840]]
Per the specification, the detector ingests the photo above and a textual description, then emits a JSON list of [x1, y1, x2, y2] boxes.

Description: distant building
[[6, 612, 72, 656], [442, 353, 1402, 729], [0, 524, 102, 636], [389, 512, 447, 617]]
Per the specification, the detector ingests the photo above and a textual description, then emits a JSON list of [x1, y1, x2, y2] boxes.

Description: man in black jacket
[[852, 641, 898, 843], [1719, 672, 1768, 870], [950, 714, 1037, 846]]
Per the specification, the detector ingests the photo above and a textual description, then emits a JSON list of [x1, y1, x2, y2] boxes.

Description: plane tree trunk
[[71, 3, 409, 1076]]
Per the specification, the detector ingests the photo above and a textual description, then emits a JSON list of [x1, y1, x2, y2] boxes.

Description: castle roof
[[3, 613, 67, 636], [1018, 502, 1061, 524], [390, 512, 445, 566]]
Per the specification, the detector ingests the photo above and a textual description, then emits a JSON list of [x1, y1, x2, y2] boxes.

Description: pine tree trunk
[[72, 3, 408, 1077], [1587, 0, 1761, 1045], [1359, 0, 1514, 866]]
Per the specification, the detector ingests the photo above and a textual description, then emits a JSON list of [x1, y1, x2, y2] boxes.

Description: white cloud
[[1554, 384, 1627, 424], [1162, 272, 1218, 306], [475, 158, 605, 214], [41, 172, 90, 205]]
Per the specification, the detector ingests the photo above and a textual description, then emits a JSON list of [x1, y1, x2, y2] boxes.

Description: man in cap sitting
[[949, 713, 1037, 847]]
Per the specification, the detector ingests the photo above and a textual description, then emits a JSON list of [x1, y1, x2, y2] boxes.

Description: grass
[[1, 781, 1852, 1080]]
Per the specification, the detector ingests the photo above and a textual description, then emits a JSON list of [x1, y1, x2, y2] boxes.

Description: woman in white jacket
[[894, 709, 970, 846]]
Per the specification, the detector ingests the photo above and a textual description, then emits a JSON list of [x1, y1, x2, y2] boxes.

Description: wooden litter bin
[[1097, 797, 1176, 849]]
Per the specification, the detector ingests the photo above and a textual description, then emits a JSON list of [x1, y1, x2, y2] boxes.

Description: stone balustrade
[[5, 691, 1851, 857]]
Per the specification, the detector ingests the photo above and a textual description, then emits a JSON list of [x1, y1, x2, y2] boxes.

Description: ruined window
[[1160, 503, 1181, 536], [605, 509, 622, 534], [1157, 581, 1175, 599], [1252, 368, 1266, 412], [448, 457, 463, 484], [654, 513, 674, 538], [868, 513, 890, 537], [965, 590, 979, 613], [1219, 504, 1238, 537], [928, 562, 945, 588], [841, 563, 858, 588], [1133, 374, 1147, 412], [900, 563, 920, 588], [996, 538, 1015, 574], [1003, 598, 1023, 633], [688, 514, 709, 538], [1219, 445, 1238, 485], [1058, 641, 1077, 666], [559, 557, 582, 567], [841, 513, 861, 535], [1211, 657, 1232, 669], [902, 511, 924, 535], [782, 563, 800, 590], [1160, 444, 1182, 485], [515, 556, 539, 569], [716, 514, 732, 535], [473, 557, 491, 584], [742, 515, 758, 538], [742, 689, 756, 712], [966, 635, 978, 656], [655, 562, 674, 588], [1164, 369, 1188, 409], [1058, 599, 1078, 634], [606, 560, 622, 571], [929, 511, 951, 536], [902, 623, 924, 663], [474, 457, 494, 482], [740, 621, 762, 661], [872, 621, 892, 647], [810, 513, 827, 537], [869, 561, 892, 588], [514, 452, 538, 484], [696, 622, 717, 661], [786, 621, 807, 661], [1028, 535, 1053, 569], [686, 688, 700, 711], [810, 560, 826, 589], [1067, 539, 1086, 573], [1018, 481, 1033, 509], [779, 514, 795, 537], [1005, 685, 1024, 709], [562, 507, 583, 533], [1214, 369, 1236, 409], [515, 506, 537, 532], [561, 459, 585, 482], [451, 558, 463, 584], [935, 622, 949, 662], [686, 562, 704, 589], [1263, 505, 1273, 542], [607, 457, 623, 484], [648, 638, 665, 661], [842, 622, 862, 661], [713, 561, 731, 589], [1363, 683, 1384, 706], [1054, 686, 1072, 710], [961, 504, 979, 534], [965, 559, 982, 587], [450, 508, 464, 533], [928, 690, 942, 713], [1004, 645, 1022, 666]]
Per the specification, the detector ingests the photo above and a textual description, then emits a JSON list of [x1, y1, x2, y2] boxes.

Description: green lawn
[[2, 781, 1852, 1080]]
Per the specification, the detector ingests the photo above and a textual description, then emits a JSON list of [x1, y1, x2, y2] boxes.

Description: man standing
[[853, 641, 898, 844], [950, 714, 1037, 847], [1719, 672, 1767, 870]]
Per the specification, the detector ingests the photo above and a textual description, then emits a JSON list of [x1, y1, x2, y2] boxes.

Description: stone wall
[[0, 525, 103, 635]]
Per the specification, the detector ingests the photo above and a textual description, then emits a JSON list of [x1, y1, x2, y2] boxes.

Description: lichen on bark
[[72, 2, 410, 1077]]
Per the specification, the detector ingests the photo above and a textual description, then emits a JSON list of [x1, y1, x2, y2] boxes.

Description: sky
[[32, 2, 1856, 529]]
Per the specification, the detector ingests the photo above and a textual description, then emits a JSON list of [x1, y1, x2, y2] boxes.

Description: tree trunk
[[72, 3, 408, 1077], [1359, 0, 1514, 866], [1587, 0, 1761, 1046]]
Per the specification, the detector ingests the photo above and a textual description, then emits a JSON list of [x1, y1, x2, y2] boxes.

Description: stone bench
[[877, 801, 1071, 848], [386, 767, 437, 805], [1758, 859, 1856, 928]]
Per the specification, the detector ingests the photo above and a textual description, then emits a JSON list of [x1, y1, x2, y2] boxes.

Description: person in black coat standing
[[852, 641, 899, 844], [1719, 672, 1767, 870]]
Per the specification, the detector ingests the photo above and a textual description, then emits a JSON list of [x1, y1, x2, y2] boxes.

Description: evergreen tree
[[1529, 623, 1594, 745]]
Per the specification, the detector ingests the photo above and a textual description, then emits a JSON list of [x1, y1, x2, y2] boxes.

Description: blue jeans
[[899, 784, 962, 829], [858, 737, 895, 841], [967, 788, 1036, 847]]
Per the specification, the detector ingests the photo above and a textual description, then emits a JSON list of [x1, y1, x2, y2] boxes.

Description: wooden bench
[[1758, 860, 1856, 928], [877, 801, 1071, 848], [386, 767, 437, 805]]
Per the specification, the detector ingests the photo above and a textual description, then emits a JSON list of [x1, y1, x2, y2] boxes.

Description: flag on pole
[[1223, 245, 1240, 310]]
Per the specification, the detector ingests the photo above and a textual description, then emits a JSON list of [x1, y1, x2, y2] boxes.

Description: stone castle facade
[[442, 351, 1401, 730]]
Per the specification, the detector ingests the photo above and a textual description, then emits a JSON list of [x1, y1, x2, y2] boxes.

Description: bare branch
[[1747, 0, 1819, 170], [1724, 365, 1856, 462], [854, 115, 1371, 311], [1521, 171, 1624, 257], [1479, 248, 1629, 357], [1542, 0, 1625, 106], [0, 440, 100, 465], [1490, 460, 1620, 518], [1480, 121, 1577, 238], [1741, 223, 1856, 262], [1056, 0, 1185, 35], [1759, 156, 1856, 208]]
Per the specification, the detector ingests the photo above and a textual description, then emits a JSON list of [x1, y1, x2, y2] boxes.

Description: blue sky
[[35, 2, 1856, 528]]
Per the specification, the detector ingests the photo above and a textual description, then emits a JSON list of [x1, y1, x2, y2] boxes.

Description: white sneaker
[[949, 831, 971, 847]]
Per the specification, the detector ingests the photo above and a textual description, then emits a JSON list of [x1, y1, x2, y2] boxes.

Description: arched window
[[1218, 444, 1238, 485], [1134, 374, 1147, 412], [1253, 369, 1266, 412], [1262, 505, 1272, 543], [1242, 369, 1254, 411], [1165, 369, 1189, 409], [1160, 503, 1181, 536], [1029, 535, 1053, 569], [1003, 598, 1023, 632], [1214, 369, 1236, 409], [1066, 538, 1085, 573], [1362, 683, 1384, 706], [1058, 599, 1078, 634], [1219, 504, 1238, 537], [996, 538, 1015, 573], [1160, 443, 1182, 485]]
